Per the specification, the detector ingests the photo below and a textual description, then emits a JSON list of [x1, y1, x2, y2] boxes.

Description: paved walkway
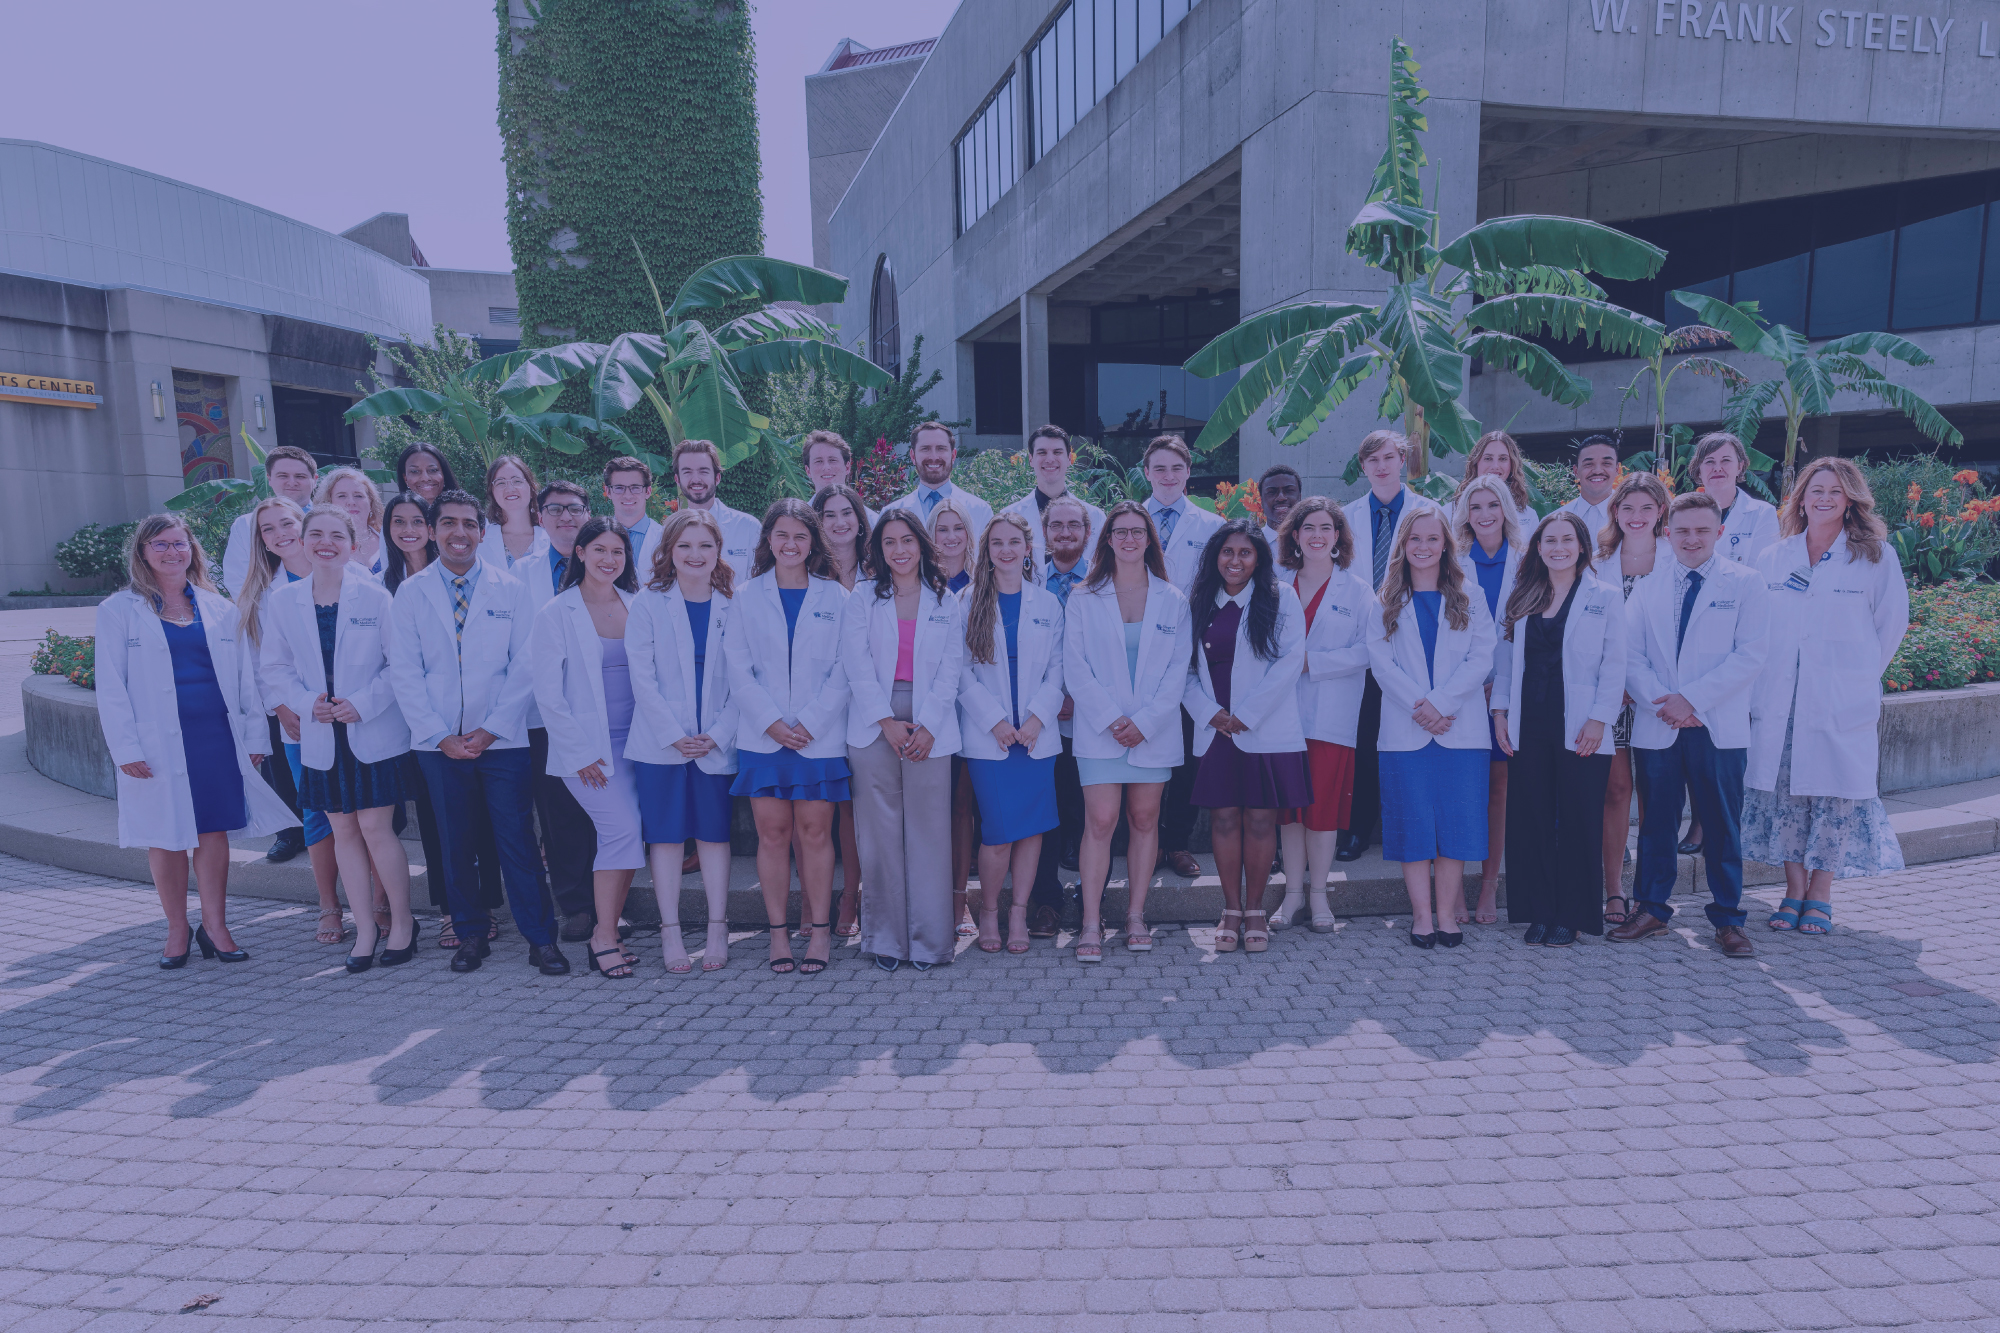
[[1, 850, 1997, 1331]]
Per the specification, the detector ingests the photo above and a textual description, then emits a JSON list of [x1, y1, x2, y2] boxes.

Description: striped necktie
[[1372, 504, 1392, 588], [1152, 504, 1179, 545], [451, 574, 471, 643]]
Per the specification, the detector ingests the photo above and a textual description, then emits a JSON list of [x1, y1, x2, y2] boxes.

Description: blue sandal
[[1797, 902, 1833, 935], [1767, 898, 1805, 931]]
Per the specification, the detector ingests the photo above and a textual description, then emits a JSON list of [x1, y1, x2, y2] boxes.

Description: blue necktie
[[1372, 503, 1393, 589], [1153, 504, 1178, 544], [1676, 568, 1703, 656], [921, 488, 942, 519]]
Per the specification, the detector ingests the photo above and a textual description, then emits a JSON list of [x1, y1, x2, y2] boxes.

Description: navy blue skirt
[[635, 759, 735, 843], [730, 748, 852, 803], [298, 727, 408, 814], [1380, 743, 1490, 863], [964, 747, 1058, 845]]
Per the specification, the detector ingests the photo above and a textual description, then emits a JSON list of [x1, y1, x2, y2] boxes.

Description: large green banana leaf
[[714, 307, 839, 350], [668, 256, 849, 318], [589, 333, 674, 421], [1192, 334, 1309, 452], [1185, 303, 1373, 377], [1460, 332, 1592, 407], [726, 339, 894, 389], [1818, 329, 1936, 367], [664, 323, 760, 460], [1670, 291, 1779, 359], [1441, 216, 1666, 282], [1466, 294, 1665, 359], [497, 342, 611, 406]]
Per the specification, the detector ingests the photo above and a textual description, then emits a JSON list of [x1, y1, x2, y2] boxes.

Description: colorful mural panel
[[173, 371, 233, 482]]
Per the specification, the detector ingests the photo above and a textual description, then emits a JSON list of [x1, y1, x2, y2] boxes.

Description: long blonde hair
[[1378, 506, 1469, 638], [1452, 473, 1525, 556], [927, 498, 975, 573], [1778, 456, 1888, 563], [1596, 471, 1671, 559], [232, 496, 306, 646], [647, 507, 736, 596], [125, 514, 215, 610], [314, 466, 384, 533], [964, 511, 1037, 666], [1454, 430, 1530, 512]]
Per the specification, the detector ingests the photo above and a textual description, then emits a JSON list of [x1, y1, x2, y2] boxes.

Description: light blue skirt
[[1076, 752, 1171, 786]]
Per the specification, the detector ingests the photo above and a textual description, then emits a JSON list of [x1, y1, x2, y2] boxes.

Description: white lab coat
[[1342, 486, 1423, 591], [671, 500, 762, 583], [1293, 568, 1377, 748], [1459, 541, 1522, 683], [1718, 492, 1780, 567], [1559, 494, 1616, 553], [388, 558, 537, 751], [724, 571, 851, 760], [1185, 583, 1308, 756], [259, 570, 409, 769], [222, 510, 256, 597], [478, 523, 551, 576], [1623, 556, 1769, 751], [1063, 574, 1194, 771], [94, 587, 299, 850], [882, 483, 993, 543], [519, 542, 567, 613], [1000, 489, 1105, 568], [530, 585, 638, 778], [1746, 533, 1909, 799], [624, 585, 739, 774], [840, 581, 965, 754], [1147, 495, 1226, 592], [1366, 590, 1499, 752], [1490, 573, 1628, 754], [958, 581, 1065, 760]]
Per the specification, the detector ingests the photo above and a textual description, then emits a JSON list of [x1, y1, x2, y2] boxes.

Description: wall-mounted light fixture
[[150, 381, 164, 420], [255, 394, 267, 431]]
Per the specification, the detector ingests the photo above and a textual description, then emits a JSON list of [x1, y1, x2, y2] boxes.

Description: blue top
[[947, 570, 970, 594], [999, 590, 1022, 722], [1123, 620, 1142, 684], [685, 598, 711, 718], [1470, 538, 1509, 617], [315, 602, 339, 696], [1369, 488, 1406, 537], [547, 544, 568, 588], [779, 586, 807, 668], [164, 601, 219, 693], [1413, 590, 1443, 686]]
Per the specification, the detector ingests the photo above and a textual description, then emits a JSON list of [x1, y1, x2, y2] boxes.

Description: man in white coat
[[1558, 435, 1620, 552], [1338, 428, 1422, 862], [1140, 433, 1225, 880], [522, 480, 600, 938], [1001, 424, 1105, 567], [390, 489, 569, 976], [670, 438, 762, 582], [222, 445, 320, 597], [881, 421, 993, 541], [604, 456, 668, 578], [1609, 491, 1769, 957]]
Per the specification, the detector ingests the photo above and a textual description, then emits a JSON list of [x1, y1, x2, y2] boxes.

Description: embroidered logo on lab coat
[[812, 610, 836, 622], [1709, 599, 1736, 611], [487, 609, 512, 619], [349, 616, 378, 627]]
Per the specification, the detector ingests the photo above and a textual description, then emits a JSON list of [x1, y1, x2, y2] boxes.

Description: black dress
[[1503, 583, 1612, 935], [298, 603, 408, 814]]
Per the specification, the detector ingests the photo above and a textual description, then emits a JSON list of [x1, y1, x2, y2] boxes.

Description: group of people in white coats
[[97, 413, 1910, 976]]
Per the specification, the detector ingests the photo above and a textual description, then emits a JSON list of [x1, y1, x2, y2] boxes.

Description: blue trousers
[[1633, 727, 1747, 930], [416, 747, 556, 947], [282, 743, 332, 847]]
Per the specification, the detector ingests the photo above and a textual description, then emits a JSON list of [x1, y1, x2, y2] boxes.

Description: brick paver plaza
[[2, 849, 1998, 1331]]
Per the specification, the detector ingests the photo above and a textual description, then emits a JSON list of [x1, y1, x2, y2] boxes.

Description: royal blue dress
[[731, 584, 853, 802], [1470, 540, 1510, 763], [163, 599, 247, 835], [1379, 591, 1490, 863], [964, 591, 1058, 845], [636, 597, 737, 843]]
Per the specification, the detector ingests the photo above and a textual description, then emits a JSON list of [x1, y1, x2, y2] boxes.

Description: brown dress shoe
[[1166, 850, 1202, 879], [1026, 905, 1060, 938], [1607, 912, 1670, 942], [1715, 926, 1755, 957]]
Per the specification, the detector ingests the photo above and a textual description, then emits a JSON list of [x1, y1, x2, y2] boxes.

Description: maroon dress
[[1190, 602, 1314, 811]]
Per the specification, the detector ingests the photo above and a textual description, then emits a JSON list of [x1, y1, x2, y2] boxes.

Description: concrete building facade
[[816, 0, 2000, 495]]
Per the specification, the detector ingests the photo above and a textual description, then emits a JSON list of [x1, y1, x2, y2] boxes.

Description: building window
[[870, 255, 902, 379], [1028, 0, 1198, 163], [488, 306, 520, 327], [954, 77, 1019, 234]]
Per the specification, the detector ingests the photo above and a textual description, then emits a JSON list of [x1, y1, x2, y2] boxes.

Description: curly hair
[[751, 498, 837, 580], [865, 509, 948, 602], [1452, 473, 1526, 557], [1276, 496, 1353, 571], [1454, 430, 1530, 512]]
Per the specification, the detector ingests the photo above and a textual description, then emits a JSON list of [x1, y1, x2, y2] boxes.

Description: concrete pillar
[[1019, 292, 1049, 437]]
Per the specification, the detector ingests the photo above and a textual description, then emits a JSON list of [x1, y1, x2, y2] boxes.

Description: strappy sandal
[[1603, 895, 1631, 927], [1214, 910, 1241, 952], [767, 926, 796, 974], [1767, 897, 1804, 931], [1126, 917, 1153, 952], [798, 922, 833, 975], [1796, 901, 1833, 935], [954, 890, 977, 938], [1006, 908, 1031, 954], [977, 906, 1003, 953], [315, 909, 345, 945], [1074, 928, 1102, 963], [588, 946, 634, 978], [702, 923, 729, 971], [436, 921, 460, 949], [1242, 909, 1269, 953]]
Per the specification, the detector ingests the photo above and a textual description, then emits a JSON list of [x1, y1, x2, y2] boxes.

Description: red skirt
[[1282, 739, 1355, 831]]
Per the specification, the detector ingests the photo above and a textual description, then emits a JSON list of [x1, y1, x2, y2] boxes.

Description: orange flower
[[1907, 481, 1924, 504], [1918, 512, 1937, 528], [1955, 470, 1981, 486], [1934, 487, 1951, 500]]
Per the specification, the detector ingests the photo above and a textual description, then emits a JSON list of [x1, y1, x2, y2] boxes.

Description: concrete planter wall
[[23, 675, 115, 799], [1878, 680, 2000, 794]]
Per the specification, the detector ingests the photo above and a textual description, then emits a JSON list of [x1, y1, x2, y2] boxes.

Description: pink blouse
[[894, 617, 917, 682]]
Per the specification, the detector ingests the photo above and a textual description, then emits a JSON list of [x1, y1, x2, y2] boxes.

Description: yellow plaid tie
[[451, 574, 471, 642]]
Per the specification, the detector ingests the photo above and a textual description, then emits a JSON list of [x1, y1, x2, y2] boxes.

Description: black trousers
[[1504, 711, 1613, 935], [1349, 672, 1385, 842], [530, 727, 598, 918], [262, 716, 301, 815], [1158, 709, 1199, 855], [1029, 734, 1086, 909]]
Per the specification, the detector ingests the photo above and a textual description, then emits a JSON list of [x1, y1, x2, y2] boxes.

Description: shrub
[[53, 522, 136, 585], [31, 629, 95, 690], [1885, 581, 1999, 691], [950, 449, 1036, 511], [1863, 456, 2000, 586]]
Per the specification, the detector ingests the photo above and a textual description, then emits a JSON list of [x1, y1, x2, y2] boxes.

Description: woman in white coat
[[958, 512, 1063, 956], [532, 516, 644, 978], [1184, 521, 1310, 955], [314, 467, 386, 578], [628, 509, 739, 973], [841, 510, 964, 971], [1064, 501, 1193, 961], [1744, 458, 1911, 935], [1453, 473, 1523, 926], [478, 454, 550, 572], [1490, 511, 1626, 946], [725, 499, 853, 976], [811, 482, 871, 937], [1367, 504, 1498, 949], [1693, 432, 1781, 568], [1271, 498, 1374, 934], [96, 515, 297, 967], [261, 507, 416, 972]]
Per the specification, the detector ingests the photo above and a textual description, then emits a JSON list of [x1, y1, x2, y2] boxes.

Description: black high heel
[[1435, 930, 1463, 948], [377, 919, 422, 966], [194, 925, 248, 963], [798, 922, 832, 976], [159, 930, 191, 970], [345, 949, 375, 974], [1408, 930, 1436, 949]]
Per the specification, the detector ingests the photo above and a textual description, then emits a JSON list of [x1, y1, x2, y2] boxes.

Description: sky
[[0, 0, 959, 274]]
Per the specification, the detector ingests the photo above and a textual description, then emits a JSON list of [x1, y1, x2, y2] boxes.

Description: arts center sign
[[1584, 0, 2000, 56]]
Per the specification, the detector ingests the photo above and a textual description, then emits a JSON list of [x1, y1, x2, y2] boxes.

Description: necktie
[[1676, 568, 1703, 655], [1153, 504, 1179, 545], [451, 574, 471, 643], [1372, 504, 1392, 589], [921, 488, 941, 519]]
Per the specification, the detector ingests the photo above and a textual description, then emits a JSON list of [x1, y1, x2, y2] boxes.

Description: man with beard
[[1024, 493, 1096, 935], [883, 421, 993, 540], [668, 440, 762, 582]]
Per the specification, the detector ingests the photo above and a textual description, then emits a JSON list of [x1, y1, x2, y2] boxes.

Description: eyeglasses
[[1108, 527, 1149, 541], [608, 484, 651, 496], [540, 503, 590, 518], [145, 540, 191, 554]]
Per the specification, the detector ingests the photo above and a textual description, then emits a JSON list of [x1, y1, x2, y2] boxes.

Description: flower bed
[[31, 629, 95, 691], [1884, 582, 2000, 693]]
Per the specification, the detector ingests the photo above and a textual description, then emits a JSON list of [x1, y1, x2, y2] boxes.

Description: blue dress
[[965, 591, 1059, 845], [162, 599, 247, 835], [1470, 540, 1510, 763], [1379, 591, 1490, 863], [636, 598, 736, 843], [731, 584, 853, 802], [297, 603, 407, 814]]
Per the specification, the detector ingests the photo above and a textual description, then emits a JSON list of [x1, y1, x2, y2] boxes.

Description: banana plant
[[345, 346, 632, 471], [1183, 37, 1667, 487], [164, 425, 274, 518], [1671, 290, 1964, 491], [494, 249, 893, 494]]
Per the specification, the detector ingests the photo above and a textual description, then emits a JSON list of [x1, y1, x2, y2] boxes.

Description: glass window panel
[[1892, 205, 1982, 330], [982, 106, 998, 213], [1139, 0, 1162, 55], [1158, 301, 1185, 341], [957, 140, 971, 233], [1731, 253, 1808, 331], [1057, 7, 1076, 136], [1666, 275, 1727, 330], [1032, 45, 1050, 160], [1982, 205, 2000, 323], [1096, 303, 1159, 344], [1095, 0, 1115, 103], [1117, 0, 1138, 79], [1809, 231, 1893, 338], [1165, 0, 1190, 26]]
